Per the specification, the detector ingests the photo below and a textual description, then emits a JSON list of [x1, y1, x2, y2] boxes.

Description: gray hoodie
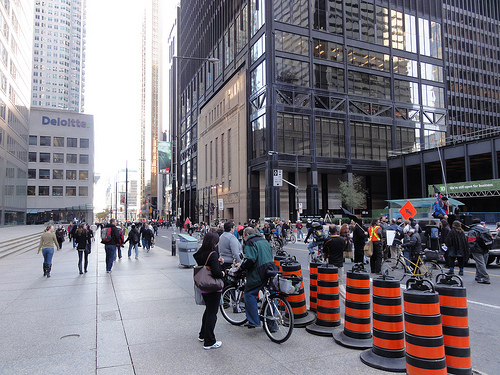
[[218, 231, 242, 264]]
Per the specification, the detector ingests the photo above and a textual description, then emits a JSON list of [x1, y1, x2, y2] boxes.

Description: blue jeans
[[128, 243, 138, 257], [307, 241, 318, 254], [105, 244, 116, 272], [42, 248, 54, 264], [297, 228, 303, 240], [245, 283, 265, 326], [72, 238, 76, 248]]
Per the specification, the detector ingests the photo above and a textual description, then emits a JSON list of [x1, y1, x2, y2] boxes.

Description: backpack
[[476, 230, 493, 250], [101, 227, 113, 243], [313, 229, 326, 242], [430, 227, 439, 240]]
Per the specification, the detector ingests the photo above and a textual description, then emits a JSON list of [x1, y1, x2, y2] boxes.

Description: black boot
[[46, 264, 52, 278], [43, 263, 48, 276]]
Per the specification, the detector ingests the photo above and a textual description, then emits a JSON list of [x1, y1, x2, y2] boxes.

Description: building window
[[275, 57, 309, 87], [277, 113, 310, 155], [228, 129, 231, 175], [28, 152, 37, 162], [66, 170, 76, 180], [221, 133, 224, 176], [39, 169, 50, 179], [28, 169, 36, 179], [53, 153, 64, 163], [66, 186, 76, 196], [79, 186, 88, 196], [80, 138, 89, 148], [79, 170, 88, 180], [315, 117, 345, 158], [67, 137, 77, 147], [79, 154, 89, 164], [275, 31, 309, 56], [313, 65, 344, 92], [39, 152, 51, 163], [53, 169, 64, 179], [350, 122, 392, 160], [40, 136, 51, 146], [39, 186, 49, 196], [29, 135, 37, 145], [251, 115, 266, 158], [52, 186, 63, 196], [53, 136, 64, 147], [66, 154, 77, 163], [27, 186, 36, 195], [313, 39, 343, 62], [250, 60, 266, 94]]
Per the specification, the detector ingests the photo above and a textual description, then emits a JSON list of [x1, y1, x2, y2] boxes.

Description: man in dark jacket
[[323, 225, 347, 301], [402, 228, 422, 263], [241, 227, 275, 328], [102, 219, 122, 273], [468, 219, 491, 284], [124, 224, 140, 259]]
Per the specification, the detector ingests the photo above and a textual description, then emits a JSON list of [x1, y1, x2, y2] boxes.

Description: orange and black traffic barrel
[[309, 259, 324, 313], [333, 263, 372, 349], [435, 273, 472, 375], [281, 259, 315, 327], [306, 264, 340, 336], [404, 278, 447, 375], [360, 275, 406, 372], [273, 249, 289, 272]]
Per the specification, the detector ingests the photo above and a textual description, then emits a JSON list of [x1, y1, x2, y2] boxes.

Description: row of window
[[27, 185, 88, 197], [28, 152, 89, 164], [28, 169, 88, 180], [29, 135, 89, 148]]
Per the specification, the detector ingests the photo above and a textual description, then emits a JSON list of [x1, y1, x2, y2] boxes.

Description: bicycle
[[285, 230, 296, 244], [306, 240, 325, 266], [219, 270, 295, 343], [381, 246, 442, 282]]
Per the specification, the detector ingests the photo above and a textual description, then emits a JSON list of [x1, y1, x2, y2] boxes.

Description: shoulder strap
[[204, 251, 215, 267]]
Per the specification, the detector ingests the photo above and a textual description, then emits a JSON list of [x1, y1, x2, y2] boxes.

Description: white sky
[[84, 0, 177, 212]]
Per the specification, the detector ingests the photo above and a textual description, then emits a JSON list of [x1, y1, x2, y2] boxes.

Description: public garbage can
[[177, 234, 198, 267]]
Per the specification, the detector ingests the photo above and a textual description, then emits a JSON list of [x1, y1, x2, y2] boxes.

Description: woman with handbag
[[193, 231, 225, 350], [74, 223, 91, 274]]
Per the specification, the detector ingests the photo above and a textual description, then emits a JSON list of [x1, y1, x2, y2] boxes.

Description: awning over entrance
[[386, 197, 464, 208]]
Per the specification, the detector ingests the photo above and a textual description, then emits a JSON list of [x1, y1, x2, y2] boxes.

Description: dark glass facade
[[175, 0, 488, 222]]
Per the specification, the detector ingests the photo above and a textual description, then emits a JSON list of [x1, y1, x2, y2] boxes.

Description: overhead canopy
[[386, 198, 464, 209]]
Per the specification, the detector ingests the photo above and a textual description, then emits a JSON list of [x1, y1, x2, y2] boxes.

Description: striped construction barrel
[[360, 276, 406, 372], [435, 276, 472, 375], [333, 269, 372, 349], [274, 254, 287, 272], [281, 260, 315, 327], [404, 285, 447, 375], [309, 260, 323, 313], [306, 264, 340, 336]]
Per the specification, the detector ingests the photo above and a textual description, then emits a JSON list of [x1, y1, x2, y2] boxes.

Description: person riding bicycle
[[402, 228, 422, 264], [240, 227, 276, 328], [272, 222, 284, 248], [304, 221, 326, 255], [282, 220, 290, 238]]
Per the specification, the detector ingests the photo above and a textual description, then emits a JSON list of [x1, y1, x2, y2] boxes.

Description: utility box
[[177, 234, 198, 267]]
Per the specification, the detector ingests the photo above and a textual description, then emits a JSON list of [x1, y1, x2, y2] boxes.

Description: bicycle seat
[[265, 269, 279, 279]]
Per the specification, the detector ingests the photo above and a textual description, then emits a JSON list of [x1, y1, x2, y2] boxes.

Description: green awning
[[386, 197, 464, 208]]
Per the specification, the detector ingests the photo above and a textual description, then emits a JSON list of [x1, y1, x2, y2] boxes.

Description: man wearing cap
[[433, 196, 449, 219]]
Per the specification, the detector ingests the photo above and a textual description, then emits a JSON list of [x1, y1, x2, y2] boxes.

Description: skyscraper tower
[[32, 0, 86, 112]]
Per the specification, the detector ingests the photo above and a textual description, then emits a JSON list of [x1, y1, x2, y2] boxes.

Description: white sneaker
[[203, 341, 222, 350]]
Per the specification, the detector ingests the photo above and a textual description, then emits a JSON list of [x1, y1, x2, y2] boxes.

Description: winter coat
[[241, 234, 275, 291], [445, 228, 468, 257]]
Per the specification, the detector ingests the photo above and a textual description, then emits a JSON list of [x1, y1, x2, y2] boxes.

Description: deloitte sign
[[42, 115, 89, 128]]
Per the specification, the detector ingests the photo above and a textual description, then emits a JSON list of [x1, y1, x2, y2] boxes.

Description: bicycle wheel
[[381, 258, 409, 282], [289, 234, 296, 244], [261, 294, 294, 343], [220, 286, 247, 325], [419, 261, 443, 280]]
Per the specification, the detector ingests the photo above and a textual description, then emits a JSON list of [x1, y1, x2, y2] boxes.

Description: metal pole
[[296, 154, 300, 222], [125, 161, 128, 222], [115, 182, 118, 221]]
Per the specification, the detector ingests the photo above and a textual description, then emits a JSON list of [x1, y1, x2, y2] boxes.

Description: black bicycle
[[220, 270, 294, 343]]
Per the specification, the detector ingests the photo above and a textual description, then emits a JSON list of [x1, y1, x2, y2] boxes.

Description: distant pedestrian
[[468, 218, 491, 284], [296, 220, 303, 241], [74, 223, 91, 274], [124, 224, 140, 259], [38, 224, 60, 278], [193, 232, 224, 350], [55, 225, 66, 250], [445, 220, 467, 276], [101, 218, 122, 273], [368, 219, 383, 274]]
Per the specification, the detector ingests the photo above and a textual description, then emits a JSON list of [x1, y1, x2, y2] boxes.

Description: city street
[[156, 229, 500, 375]]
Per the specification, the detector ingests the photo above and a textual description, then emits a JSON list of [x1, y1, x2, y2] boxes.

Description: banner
[[429, 179, 500, 195], [158, 141, 171, 174]]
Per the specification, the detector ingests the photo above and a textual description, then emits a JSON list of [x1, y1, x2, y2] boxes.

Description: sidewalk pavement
[[0, 226, 388, 375]]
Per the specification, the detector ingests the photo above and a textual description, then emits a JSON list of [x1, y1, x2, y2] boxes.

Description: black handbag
[[193, 251, 224, 292], [84, 243, 91, 254]]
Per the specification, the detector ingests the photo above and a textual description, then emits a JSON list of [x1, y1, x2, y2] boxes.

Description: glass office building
[[175, 0, 449, 222]]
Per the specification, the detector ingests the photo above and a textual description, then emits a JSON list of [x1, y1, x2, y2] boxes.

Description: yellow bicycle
[[381, 248, 442, 282]]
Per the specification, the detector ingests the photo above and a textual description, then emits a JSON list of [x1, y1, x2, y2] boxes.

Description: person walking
[[445, 220, 468, 276], [368, 218, 383, 274], [74, 223, 91, 274], [468, 218, 491, 284], [101, 218, 122, 273], [55, 224, 66, 250], [38, 224, 60, 278], [440, 219, 451, 267], [124, 224, 141, 259], [296, 220, 303, 241], [352, 219, 367, 263], [323, 224, 347, 301], [218, 222, 242, 272], [193, 232, 224, 350]]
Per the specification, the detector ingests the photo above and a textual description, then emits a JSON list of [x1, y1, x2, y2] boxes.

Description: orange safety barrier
[[280, 260, 315, 328], [306, 264, 340, 336], [309, 260, 323, 313], [273, 254, 287, 272], [333, 267, 372, 349], [435, 274, 472, 375], [403, 279, 447, 375], [360, 276, 406, 372]]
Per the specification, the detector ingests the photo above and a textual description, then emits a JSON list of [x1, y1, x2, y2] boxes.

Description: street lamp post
[[125, 160, 128, 222], [268, 151, 300, 221]]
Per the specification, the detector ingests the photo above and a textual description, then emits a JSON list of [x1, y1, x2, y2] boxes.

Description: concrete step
[[0, 232, 43, 259]]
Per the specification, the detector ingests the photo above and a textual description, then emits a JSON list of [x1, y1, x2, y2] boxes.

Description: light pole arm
[[282, 178, 298, 190]]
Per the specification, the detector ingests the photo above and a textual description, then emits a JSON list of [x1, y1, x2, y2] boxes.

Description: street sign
[[298, 203, 303, 214], [273, 169, 283, 187], [399, 200, 417, 220], [218, 198, 223, 210]]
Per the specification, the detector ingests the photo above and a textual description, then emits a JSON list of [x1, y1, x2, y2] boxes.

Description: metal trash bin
[[177, 234, 198, 267]]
